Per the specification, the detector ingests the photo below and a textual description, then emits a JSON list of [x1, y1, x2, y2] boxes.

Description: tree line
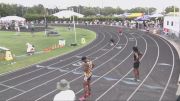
[[0, 3, 179, 21]]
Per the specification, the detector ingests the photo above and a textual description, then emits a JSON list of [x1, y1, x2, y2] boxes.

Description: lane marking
[[95, 32, 148, 101], [0, 31, 109, 85], [0, 28, 106, 78], [74, 33, 138, 101], [159, 37, 175, 101], [157, 63, 172, 67], [123, 78, 164, 90], [101, 49, 109, 51], [116, 46, 122, 49], [33, 29, 124, 101], [0, 68, 44, 84], [6, 30, 121, 101], [0, 83, 25, 93], [127, 33, 160, 101], [129, 38, 135, 41], [72, 61, 82, 67]]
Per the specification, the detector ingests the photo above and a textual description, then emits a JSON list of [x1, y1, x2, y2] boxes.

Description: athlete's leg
[[87, 79, 91, 96], [133, 68, 138, 81]]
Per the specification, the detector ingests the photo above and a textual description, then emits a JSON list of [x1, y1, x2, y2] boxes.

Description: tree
[[116, 7, 124, 14], [128, 7, 146, 13], [26, 4, 46, 15], [144, 7, 156, 15], [101, 7, 116, 16], [82, 7, 96, 16], [165, 6, 179, 14]]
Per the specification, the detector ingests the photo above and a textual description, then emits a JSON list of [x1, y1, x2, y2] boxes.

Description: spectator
[[26, 43, 35, 55], [53, 79, 75, 101]]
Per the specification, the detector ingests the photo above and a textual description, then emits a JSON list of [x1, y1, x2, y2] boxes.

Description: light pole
[[73, 15, 77, 44], [71, 8, 77, 46]]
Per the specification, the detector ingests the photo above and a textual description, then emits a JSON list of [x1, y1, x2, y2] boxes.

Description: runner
[[132, 46, 142, 82], [79, 56, 95, 101], [117, 27, 123, 36], [110, 38, 115, 46]]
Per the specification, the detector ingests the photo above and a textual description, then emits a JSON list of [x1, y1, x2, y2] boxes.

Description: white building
[[163, 16, 180, 38]]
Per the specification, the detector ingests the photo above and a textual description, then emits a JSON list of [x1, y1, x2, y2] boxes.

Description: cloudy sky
[[0, 0, 179, 12]]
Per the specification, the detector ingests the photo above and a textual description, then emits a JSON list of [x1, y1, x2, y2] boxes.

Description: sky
[[0, 0, 179, 12]]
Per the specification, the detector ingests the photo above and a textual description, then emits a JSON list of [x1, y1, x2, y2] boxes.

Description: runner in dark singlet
[[133, 46, 142, 82]]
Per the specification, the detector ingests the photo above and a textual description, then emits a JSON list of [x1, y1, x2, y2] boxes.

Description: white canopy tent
[[0, 16, 26, 22], [52, 10, 84, 18], [150, 13, 164, 18]]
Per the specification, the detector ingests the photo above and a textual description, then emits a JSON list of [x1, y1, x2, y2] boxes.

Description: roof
[[52, 10, 84, 18]]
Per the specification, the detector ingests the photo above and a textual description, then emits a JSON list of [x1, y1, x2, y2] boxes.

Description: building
[[163, 16, 180, 38]]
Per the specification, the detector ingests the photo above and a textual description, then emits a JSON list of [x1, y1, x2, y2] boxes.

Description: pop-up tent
[[150, 13, 164, 18], [134, 15, 150, 21], [53, 10, 84, 18], [0, 16, 26, 22], [126, 13, 144, 18]]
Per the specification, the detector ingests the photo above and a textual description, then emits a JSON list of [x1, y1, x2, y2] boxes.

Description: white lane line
[[0, 28, 103, 77], [43, 29, 107, 66], [0, 83, 25, 92], [1, 42, 110, 94], [0, 70, 56, 93], [0, 31, 108, 84], [95, 33, 147, 101], [159, 37, 175, 101], [126, 34, 160, 101], [0, 68, 44, 83], [34, 30, 124, 101], [6, 31, 121, 101], [76, 33, 135, 96], [157, 63, 172, 67]]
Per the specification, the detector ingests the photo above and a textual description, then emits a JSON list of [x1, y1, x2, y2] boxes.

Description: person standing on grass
[[79, 56, 95, 101], [132, 46, 142, 82]]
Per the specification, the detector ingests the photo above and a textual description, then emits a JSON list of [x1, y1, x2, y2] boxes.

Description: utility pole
[[71, 8, 77, 46]]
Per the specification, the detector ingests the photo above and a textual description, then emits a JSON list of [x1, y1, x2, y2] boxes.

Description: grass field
[[0, 26, 96, 74]]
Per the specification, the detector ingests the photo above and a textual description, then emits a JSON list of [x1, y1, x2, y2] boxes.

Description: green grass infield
[[0, 26, 96, 75]]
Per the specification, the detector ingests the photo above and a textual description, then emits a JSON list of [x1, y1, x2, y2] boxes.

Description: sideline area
[[0, 26, 96, 75]]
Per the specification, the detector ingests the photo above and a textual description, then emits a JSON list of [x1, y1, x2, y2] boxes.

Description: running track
[[0, 25, 179, 101]]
